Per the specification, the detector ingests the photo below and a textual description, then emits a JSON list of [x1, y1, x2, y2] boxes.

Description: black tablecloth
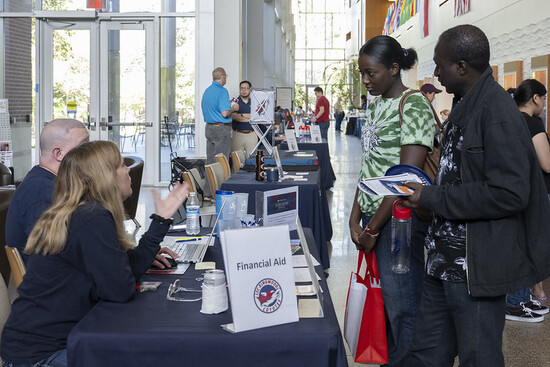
[[67, 228, 348, 367], [345, 117, 357, 135], [280, 141, 336, 191], [243, 149, 320, 172], [220, 170, 332, 269]]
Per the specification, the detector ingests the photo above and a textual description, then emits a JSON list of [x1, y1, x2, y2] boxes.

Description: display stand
[[249, 89, 275, 155]]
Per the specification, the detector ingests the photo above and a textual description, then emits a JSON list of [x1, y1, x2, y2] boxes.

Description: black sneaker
[[524, 300, 549, 315], [506, 305, 544, 323]]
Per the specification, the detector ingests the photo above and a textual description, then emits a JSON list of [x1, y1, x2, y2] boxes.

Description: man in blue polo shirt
[[201, 67, 239, 164]]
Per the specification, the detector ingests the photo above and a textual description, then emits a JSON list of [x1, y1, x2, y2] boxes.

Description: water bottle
[[186, 192, 200, 235], [391, 199, 411, 274]]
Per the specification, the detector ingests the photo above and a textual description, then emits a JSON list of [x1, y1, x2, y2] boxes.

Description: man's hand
[[403, 181, 423, 208], [311, 115, 317, 123]]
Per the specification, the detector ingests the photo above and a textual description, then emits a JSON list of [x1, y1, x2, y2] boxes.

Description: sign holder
[[250, 89, 275, 155]]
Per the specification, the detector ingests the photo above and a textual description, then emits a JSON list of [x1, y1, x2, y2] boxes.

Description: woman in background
[[505, 79, 550, 320], [348, 35, 435, 366], [1, 140, 189, 366]]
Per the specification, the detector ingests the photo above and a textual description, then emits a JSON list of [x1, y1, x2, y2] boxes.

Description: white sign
[[263, 186, 299, 230], [285, 129, 298, 151], [293, 119, 303, 136], [220, 225, 298, 333], [310, 125, 322, 143], [250, 89, 275, 123]]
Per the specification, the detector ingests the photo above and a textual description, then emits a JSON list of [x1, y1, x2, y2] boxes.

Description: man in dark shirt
[[405, 25, 550, 366], [6, 119, 89, 264], [231, 80, 258, 156]]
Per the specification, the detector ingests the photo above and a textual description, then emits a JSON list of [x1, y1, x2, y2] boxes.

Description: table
[[280, 140, 336, 191], [345, 116, 357, 135], [353, 117, 362, 138], [220, 170, 332, 269], [244, 149, 319, 171], [67, 228, 348, 367]]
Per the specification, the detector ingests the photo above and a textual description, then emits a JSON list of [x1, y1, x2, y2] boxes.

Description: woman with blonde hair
[[1, 140, 189, 366]]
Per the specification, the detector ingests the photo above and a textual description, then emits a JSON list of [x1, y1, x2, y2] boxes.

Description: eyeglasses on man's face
[[240, 86, 250, 90], [166, 279, 202, 302]]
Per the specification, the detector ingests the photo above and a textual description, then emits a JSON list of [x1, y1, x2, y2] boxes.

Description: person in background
[[361, 94, 368, 110], [420, 83, 442, 103], [511, 79, 550, 309], [230, 80, 258, 157], [6, 118, 89, 265], [201, 67, 239, 164], [405, 25, 550, 366], [439, 109, 450, 121], [0, 141, 190, 367], [295, 105, 304, 116], [310, 86, 330, 140], [348, 35, 435, 366], [333, 96, 345, 132]]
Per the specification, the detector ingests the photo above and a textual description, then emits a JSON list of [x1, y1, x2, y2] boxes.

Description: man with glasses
[[201, 67, 239, 164], [231, 80, 258, 157]]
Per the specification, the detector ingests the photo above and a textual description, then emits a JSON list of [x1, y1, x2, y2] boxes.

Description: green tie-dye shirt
[[358, 89, 435, 215]]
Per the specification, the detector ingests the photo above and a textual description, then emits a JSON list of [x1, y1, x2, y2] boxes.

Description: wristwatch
[[364, 225, 379, 238]]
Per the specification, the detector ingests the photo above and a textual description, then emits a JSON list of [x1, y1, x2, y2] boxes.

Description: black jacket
[[421, 67, 550, 297]]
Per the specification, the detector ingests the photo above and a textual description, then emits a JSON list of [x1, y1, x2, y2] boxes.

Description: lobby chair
[[123, 156, 144, 228], [5, 247, 25, 288], [205, 162, 226, 201], [0, 162, 13, 187], [231, 150, 245, 173], [215, 153, 231, 180]]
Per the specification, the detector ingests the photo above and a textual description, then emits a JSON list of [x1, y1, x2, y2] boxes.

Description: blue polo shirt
[[232, 96, 253, 131], [201, 81, 232, 124]]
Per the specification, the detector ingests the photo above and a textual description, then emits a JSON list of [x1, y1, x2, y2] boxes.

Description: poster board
[[250, 90, 275, 123], [276, 87, 293, 110]]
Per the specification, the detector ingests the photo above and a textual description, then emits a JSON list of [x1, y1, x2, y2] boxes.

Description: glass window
[[40, 0, 194, 12], [159, 16, 196, 182]]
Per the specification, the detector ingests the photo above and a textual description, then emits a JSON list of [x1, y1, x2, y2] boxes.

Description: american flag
[[454, 0, 471, 17]]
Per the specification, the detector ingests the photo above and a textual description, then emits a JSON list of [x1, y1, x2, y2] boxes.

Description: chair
[[215, 153, 231, 180], [5, 246, 25, 288], [123, 156, 144, 228], [231, 150, 245, 173], [205, 162, 227, 200], [0, 163, 13, 186]]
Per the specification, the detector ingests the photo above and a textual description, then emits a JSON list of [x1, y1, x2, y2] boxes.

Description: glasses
[[166, 279, 202, 302], [240, 87, 250, 90]]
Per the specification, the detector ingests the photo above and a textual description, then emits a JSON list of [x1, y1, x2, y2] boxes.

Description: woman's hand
[[357, 231, 378, 252], [152, 247, 180, 269], [152, 182, 190, 220]]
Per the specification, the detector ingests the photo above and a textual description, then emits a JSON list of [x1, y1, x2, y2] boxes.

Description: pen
[[175, 237, 204, 243]]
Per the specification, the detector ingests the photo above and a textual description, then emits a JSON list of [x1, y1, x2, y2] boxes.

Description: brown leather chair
[[0, 163, 13, 187], [123, 156, 144, 228]]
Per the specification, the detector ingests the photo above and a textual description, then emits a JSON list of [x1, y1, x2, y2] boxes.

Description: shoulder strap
[[398, 89, 442, 129]]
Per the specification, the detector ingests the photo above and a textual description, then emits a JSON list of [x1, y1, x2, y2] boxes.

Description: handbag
[[344, 250, 388, 364], [399, 90, 445, 220]]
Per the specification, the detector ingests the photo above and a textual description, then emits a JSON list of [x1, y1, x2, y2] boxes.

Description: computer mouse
[[152, 256, 179, 269]]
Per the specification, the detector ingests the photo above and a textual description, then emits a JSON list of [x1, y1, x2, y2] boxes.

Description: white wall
[[384, 0, 550, 113]]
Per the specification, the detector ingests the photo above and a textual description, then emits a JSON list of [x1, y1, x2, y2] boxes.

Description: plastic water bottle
[[186, 192, 200, 235], [391, 199, 411, 274]]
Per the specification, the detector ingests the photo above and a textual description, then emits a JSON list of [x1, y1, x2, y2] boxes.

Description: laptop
[[163, 198, 226, 263]]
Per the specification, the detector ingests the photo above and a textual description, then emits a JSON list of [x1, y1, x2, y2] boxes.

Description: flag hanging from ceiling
[[383, 4, 394, 35], [419, 0, 429, 38], [454, 0, 471, 17]]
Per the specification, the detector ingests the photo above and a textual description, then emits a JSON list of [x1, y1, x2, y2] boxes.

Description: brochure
[[358, 172, 429, 196]]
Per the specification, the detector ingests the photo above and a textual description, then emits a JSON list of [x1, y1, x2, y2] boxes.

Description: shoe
[[524, 300, 549, 315], [506, 305, 544, 322], [530, 290, 548, 301]]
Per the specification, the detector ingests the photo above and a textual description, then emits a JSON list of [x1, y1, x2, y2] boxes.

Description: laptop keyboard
[[171, 242, 206, 263]]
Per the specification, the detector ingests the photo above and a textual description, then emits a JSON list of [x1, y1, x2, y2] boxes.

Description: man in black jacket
[[405, 25, 550, 366]]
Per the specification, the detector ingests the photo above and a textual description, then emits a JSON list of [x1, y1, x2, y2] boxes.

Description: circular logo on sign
[[254, 278, 283, 313]]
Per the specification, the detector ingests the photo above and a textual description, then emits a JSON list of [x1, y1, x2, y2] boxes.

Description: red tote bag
[[344, 250, 388, 364]]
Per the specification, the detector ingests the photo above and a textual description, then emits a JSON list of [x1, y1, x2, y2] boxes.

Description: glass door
[[37, 16, 159, 185]]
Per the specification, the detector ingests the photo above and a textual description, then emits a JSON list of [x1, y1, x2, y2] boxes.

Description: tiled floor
[[135, 124, 550, 367]]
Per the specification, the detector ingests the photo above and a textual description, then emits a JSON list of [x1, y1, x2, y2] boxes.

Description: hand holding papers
[[358, 164, 432, 196]]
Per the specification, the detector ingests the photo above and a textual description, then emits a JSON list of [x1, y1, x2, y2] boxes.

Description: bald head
[[40, 118, 89, 174]]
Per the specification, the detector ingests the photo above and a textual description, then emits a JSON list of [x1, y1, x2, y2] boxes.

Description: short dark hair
[[359, 35, 417, 71], [438, 25, 490, 73], [314, 87, 323, 94], [514, 79, 547, 106], [240, 80, 252, 89]]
